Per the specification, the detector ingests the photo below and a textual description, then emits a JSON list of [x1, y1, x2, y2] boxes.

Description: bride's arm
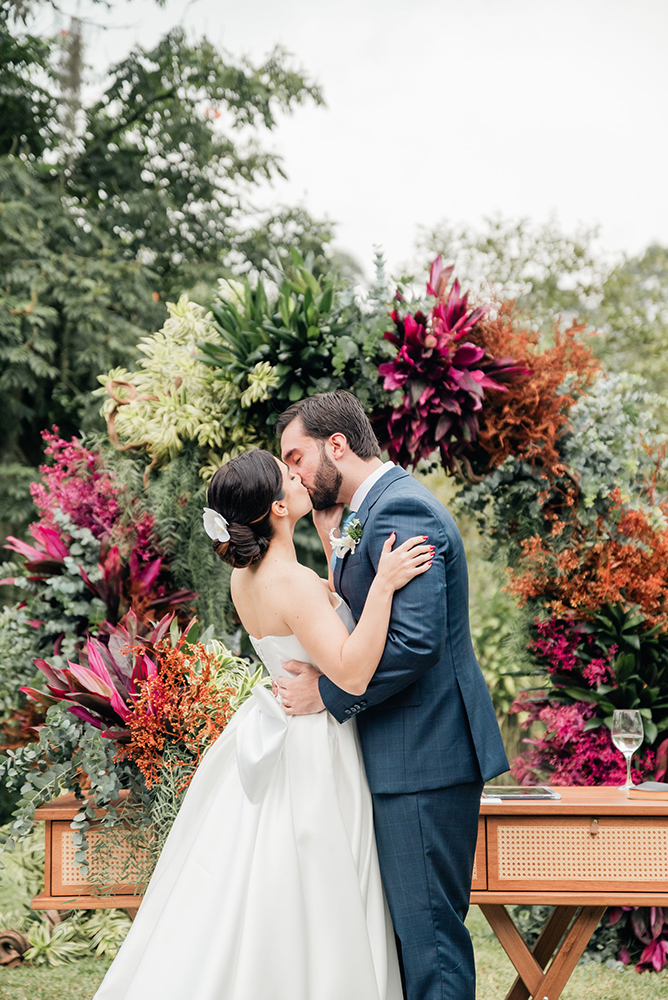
[[281, 536, 432, 696]]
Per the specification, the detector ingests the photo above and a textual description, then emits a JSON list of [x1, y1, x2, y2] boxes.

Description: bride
[[94, 448, 432, 1000]]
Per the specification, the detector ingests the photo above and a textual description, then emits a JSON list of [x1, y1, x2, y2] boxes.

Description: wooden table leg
[[536, 906, 606, 1000], [479, 904, 606, 1000], [505, 906, 579, 1000], [479, 905, 543, 996]]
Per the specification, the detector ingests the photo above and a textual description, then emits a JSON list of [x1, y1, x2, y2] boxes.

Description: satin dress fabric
[[94, 599, 402, 1000]]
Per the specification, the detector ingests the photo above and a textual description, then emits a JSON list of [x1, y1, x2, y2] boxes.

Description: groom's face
[[281, 418, 343, 510]]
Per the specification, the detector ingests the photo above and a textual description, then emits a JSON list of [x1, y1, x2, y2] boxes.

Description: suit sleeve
[[319, 495, 448, 723]]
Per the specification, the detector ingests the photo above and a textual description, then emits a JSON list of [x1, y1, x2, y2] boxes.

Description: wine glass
[[611, 709, 644, 790]]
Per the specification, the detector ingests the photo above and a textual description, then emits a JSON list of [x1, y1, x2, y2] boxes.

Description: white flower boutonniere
[[329, 518, 363, 559]]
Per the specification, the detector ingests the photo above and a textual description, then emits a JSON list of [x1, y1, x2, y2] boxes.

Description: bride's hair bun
[[206, 450, 284, 569]]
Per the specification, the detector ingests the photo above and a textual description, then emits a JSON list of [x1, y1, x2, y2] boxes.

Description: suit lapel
[[335, 466, 410, 594], [355, 465, 409, 527]]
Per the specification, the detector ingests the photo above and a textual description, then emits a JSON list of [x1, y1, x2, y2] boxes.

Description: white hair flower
[[203, 507, 230, 543]]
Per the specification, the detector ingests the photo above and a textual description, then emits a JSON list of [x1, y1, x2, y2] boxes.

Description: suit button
[[360, 700, 367, 707], [344, 708, 352, 716]]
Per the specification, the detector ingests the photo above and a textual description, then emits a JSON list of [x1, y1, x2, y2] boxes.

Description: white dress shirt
[[350, 461, 395, 513]]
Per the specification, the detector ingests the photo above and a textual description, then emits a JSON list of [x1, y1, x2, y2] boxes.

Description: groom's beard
[[309, 449, 343, 510]]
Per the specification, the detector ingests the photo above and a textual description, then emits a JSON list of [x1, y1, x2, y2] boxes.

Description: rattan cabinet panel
[[51, 821, 146, 897], [487, 815, 668, 892]]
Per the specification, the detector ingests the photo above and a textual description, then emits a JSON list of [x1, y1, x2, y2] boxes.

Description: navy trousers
[[372, 780, 483, 1000]]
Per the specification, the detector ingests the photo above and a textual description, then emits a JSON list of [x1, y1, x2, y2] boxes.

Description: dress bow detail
[[235, 685, 288, 804]]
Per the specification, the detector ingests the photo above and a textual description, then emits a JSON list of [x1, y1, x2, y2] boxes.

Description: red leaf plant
[[375, 257, 528, 472], [608, 906, 668, 973], [21, 611, 176, 741]]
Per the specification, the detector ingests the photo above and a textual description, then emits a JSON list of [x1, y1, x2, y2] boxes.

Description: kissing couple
[[95, 390, 508, 1000]]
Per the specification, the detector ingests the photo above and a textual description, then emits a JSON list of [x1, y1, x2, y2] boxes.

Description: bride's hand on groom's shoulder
[[312, 504, 345, 539], [277, 661, 326, 716], [376, 533, 434, 593]]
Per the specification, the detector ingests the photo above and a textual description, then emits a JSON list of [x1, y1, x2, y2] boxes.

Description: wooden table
[[470, 786, 668, 1000], [31, 786, 668, 997]]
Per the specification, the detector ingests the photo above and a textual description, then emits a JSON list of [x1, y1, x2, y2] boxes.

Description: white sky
[[33, 0, 668, 278]]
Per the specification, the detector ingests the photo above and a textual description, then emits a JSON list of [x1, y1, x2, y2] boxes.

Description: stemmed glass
[[611, 709, 644, 790]]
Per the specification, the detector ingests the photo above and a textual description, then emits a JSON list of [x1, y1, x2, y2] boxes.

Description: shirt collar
[[350, 461, 395, 513]]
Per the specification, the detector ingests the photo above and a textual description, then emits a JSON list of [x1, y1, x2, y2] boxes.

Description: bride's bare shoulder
[[272, 561, 330, 605]]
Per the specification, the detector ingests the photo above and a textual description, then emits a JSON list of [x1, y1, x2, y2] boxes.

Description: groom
[[277, 391, 508, 1000]]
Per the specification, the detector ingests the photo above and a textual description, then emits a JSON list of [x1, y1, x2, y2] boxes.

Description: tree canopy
[[0, 6, 328, 467]]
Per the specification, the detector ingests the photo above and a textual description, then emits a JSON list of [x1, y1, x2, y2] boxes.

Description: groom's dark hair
[[277, 391, 381, 460]]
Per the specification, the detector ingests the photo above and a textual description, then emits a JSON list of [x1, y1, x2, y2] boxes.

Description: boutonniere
[[329, 518, 363, 559]]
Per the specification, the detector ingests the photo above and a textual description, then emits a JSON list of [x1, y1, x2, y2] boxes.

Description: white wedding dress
[[94, 598, 402, 1000]]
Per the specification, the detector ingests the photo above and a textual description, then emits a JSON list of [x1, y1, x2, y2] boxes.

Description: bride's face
[[276, 458, 312, 521]]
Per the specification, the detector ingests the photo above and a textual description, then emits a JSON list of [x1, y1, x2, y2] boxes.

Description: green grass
[[0, 957, 111, 1000], [1, 907, 667, 998]]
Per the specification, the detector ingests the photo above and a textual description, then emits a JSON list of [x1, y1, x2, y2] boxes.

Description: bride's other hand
[[377, 533, 433, 592], [277, 660, 326, 715], [312, 504, 345, 539]]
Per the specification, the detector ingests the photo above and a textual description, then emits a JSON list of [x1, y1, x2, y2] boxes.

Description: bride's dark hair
[[207, 449, 284, 568]]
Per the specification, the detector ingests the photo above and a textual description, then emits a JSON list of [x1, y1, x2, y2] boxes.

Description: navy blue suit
[[319, 466, 508, 999]]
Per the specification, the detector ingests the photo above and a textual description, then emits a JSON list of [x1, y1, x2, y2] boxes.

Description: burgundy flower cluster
[[511, 698, 654, 787], [529, 615, 617, 688], [377, 257, 527, 470]]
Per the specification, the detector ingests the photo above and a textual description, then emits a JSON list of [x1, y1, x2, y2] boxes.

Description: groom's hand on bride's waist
[[277, 661, 326, 715]]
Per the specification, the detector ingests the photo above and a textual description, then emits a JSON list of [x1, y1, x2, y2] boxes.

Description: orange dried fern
[[120, 640, 235, 789], [508, 490, 668, 629], [469, 304, 601, 475]]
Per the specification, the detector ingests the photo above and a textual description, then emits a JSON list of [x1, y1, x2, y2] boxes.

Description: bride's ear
[[271, 499, 289, 519]]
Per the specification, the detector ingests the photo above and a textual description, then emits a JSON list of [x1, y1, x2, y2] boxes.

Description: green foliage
[[417, 215, 606, 334], [96, 296, 251, 480], [130, 443, 237, 636], [0, 507, 107, 719], [0, 18, 58, 157], [469, 590, 533, 718], [0, 604, 45, 713], [0, 463, 39, 586], [0, 9, 328, 504], [1, 509, 105, 679], [593, 245, 668, 402], [0, 155, 162, 466], [71, 30, 323, 295], [200, 248, 392, 441]]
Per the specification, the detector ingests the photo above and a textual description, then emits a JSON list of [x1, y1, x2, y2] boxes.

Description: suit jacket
[[319, 466, 508, 795]]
